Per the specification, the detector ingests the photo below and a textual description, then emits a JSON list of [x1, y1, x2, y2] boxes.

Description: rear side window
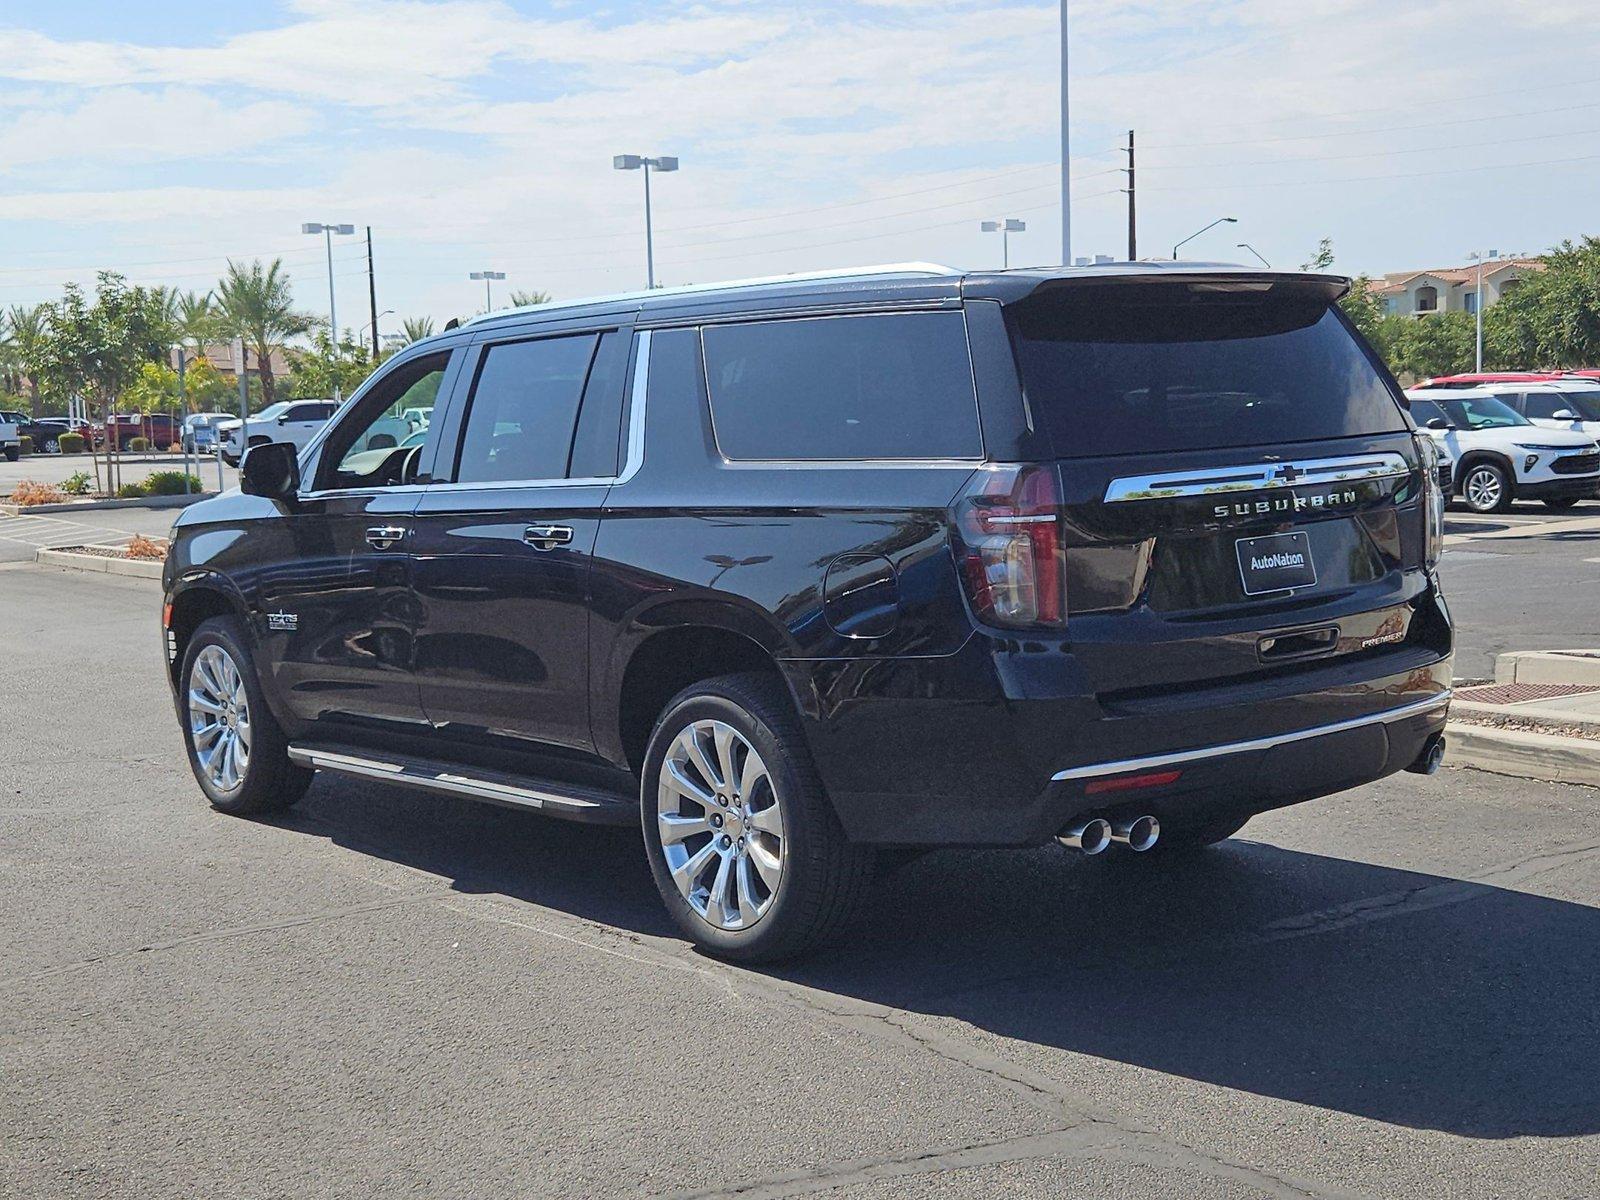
[[455, 334, 597, 484], [702, 311, 982, 460], [1010, 285, 1408, 457]]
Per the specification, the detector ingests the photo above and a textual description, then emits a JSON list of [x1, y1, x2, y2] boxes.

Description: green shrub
[[115, 480, 149, 499], [142, 470, 202, 496], [59, 432, 85, 454], [128, 436, 149, 452], [61, 470, 93, 496], [18, 435, 32, 455]]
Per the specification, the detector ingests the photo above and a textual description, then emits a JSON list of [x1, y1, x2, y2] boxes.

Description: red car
[[1415, 371, 1565, 389], [104, 413, 182, 451]]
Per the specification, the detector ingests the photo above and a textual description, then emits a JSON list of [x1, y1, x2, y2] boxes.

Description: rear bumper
[[787, 588, 1454, 847]]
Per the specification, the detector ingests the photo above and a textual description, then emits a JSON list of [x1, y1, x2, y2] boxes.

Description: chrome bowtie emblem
[[1268, 463, 1305, 484]]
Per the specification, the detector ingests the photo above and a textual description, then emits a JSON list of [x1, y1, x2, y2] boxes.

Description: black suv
[[162, 263, 1453, 961]]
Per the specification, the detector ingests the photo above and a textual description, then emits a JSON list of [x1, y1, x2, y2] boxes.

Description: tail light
[[1412, 433, 1445, 570], [952, 464, 1066, 629]]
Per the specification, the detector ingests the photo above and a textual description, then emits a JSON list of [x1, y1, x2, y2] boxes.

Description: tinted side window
[[568, 330, 630, 479], [702, 311, 982, 460], [455, 334, 597, 484], [1523, 394, 1567, 419]]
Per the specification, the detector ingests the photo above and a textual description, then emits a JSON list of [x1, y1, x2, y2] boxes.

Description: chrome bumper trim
[[1051, 691, 1453, 782]]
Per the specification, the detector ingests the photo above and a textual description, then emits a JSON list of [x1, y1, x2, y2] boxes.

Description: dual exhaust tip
[[1057, 814, 1160, 855]]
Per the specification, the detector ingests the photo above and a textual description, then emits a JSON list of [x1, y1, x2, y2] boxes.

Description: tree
[[33, 272, 167, 492], [176, 290, 220, 364], [1483, 238, 1600, 369], [399, 316, 435, 345], [1388, 311, 1476, 379], [1302, 238, 1395, 365], [214, 258, 315, 409], [2, 304, 50, 417], [507, 289, 551, 308], [286, 330, 379, 400]]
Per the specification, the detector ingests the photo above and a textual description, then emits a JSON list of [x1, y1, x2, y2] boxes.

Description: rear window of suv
[[702, 311, 982, 461], [1009, 284, 1407, 457]]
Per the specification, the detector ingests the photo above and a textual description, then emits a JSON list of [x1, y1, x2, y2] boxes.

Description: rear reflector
[[1084, 769, 1182, 797], [162, 602, 173, 629]]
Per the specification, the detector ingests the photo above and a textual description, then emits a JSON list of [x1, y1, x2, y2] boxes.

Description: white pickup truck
[[1, 412, 20, 462]]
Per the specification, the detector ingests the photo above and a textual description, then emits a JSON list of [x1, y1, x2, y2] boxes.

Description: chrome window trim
[[418, 329, 651, 494], [697, 308, 986, 467], [1103, 452, 1411, 503], [1051, 690, 1451, 782]]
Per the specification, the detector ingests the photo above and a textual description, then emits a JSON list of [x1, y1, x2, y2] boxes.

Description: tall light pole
[[1060, 1, 1071, 265], [302, 221, 356, 402], [1467, 249, 1502, 372], [471, 270, 506, 312], [614, 154, 679, 289], [1173, 216, 1237, 260], [1236, 242, 1271, 267], [981, 219, 1027, 269]]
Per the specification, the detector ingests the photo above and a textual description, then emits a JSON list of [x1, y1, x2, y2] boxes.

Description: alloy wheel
[[1465, 467, 1503, 512], [188, 644, 252, 792], [656, 719, 785, 931]]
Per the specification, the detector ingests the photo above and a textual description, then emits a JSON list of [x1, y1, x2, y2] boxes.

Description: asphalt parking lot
[[2, 511, 1599, 1199]]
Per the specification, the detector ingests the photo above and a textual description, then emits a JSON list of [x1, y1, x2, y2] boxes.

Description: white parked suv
[[1481, 379, 1600, 438], [217, 400, 338, 466], [1406, 388, 1600, 512], [0, 411, 19, 462]]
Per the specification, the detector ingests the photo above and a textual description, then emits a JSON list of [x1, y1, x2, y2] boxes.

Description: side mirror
[[1426, 417, 1450, 431], [1553, 409, 1577, 421], [277, 413, 291, 425], [240, 441, 300, 503]]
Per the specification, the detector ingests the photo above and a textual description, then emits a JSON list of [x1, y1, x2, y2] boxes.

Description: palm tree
[[3, 304, 50, 417], [214, 259, 315, 409], [399, 316, 435, 345], [508, 289, 551, 308], [176, 290, 219, 367]]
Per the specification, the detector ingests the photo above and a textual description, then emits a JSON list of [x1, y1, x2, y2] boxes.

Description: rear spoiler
[[962, 267, 1351, 307]]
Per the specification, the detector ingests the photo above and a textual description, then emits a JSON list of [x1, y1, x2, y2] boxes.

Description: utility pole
[[366, 226, 379, 365], [1121, 129, 1136, 261], [1059, 0, 1071, 264]]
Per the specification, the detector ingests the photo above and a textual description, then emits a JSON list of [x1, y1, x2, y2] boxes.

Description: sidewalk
[[1449, 652, 1600, 786]]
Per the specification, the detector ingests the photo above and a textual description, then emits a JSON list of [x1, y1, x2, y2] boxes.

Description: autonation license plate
[[1236, 531, 1317, 595]]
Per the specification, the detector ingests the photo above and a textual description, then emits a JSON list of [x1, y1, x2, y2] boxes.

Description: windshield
[[249, 403, 291, 421], [1411, 396, 1528, 431], [1009, 285, 1407, 457]]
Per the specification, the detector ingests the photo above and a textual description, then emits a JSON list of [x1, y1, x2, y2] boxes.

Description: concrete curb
[[1493, 650, 1600, 686], [1446, 720, 1600, 788], [0, 492, 215, 517], [34, 547, 163, 580]]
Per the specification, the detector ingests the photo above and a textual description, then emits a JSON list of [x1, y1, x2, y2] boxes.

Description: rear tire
[[1462, 462, 1513, 513], [3, 447, 17, 462], [179, 616, 311, 816], [641, 673, 873, 963]]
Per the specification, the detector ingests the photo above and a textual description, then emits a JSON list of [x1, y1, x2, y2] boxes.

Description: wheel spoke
[[748, 802, 783, 836], [738, 747, 765, 802], [736, 855, 764, 917], [749, 838, 782, 891], [713, 725, 739, 796], [658, 811, 711, 845], [670, 838, 719, 892], [188, 690, 224, 717], [705, 851, 735, 926], [664, 758, 715, 807], [683, 729, 722, 792]]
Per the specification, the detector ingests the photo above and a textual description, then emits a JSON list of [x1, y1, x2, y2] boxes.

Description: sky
[[0, 0, 1598, 338]]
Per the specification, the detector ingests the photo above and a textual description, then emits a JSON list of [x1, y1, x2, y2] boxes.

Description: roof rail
[[465, 262, 961, 326]]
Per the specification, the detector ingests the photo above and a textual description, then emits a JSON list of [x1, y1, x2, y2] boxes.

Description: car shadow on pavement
[[274, 777, 1600, 1142]]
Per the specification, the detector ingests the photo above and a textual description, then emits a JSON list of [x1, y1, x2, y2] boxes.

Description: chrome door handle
[[523, 524, 574, 551], [365, 525, 406, 550]]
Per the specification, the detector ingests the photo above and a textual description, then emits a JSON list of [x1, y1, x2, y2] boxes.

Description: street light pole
[[1469, 249, 1499, 372], [1060, 0, 1070, 265], [981, 219, 1027, 269], [302, 222, 356, 402], [1236, 242, 1271, 267], [470, 270, 506, 312], [1173, 216, 1238, 260], [614, 154, 679, 289]]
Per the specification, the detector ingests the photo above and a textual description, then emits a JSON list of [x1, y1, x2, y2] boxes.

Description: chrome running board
[[1052, 691, 1452, 782], [287, 743, 637, 826]]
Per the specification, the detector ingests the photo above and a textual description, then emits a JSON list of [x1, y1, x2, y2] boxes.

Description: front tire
[[641, 673, 873, 963], [1462, 462, 1513, 513], [179, 616, 311, 816]]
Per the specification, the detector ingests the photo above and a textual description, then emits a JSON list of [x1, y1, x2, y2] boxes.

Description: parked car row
[[217, 399, 432, 466]]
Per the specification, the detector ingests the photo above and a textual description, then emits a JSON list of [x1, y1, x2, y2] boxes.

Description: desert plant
[[59, 432, 85, 454], [125, 534, 168, 561], [127, 436, 148, 452], [115, 480, 149, 499], [142, 470, 202, 496], [10, 480, 65, 507], [60, 470, 92, 495]]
